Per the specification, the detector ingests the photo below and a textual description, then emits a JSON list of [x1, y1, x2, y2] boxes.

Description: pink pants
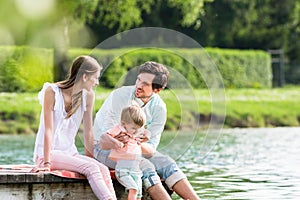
[[37, 152, 116, 200]]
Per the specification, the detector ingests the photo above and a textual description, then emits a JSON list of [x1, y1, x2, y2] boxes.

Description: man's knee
[[93, 145, 116, 169], [149, 152, 178, 180], [140, 158, 161, 189], [142, 169, 161, 189], [149, 152, 187, 189]]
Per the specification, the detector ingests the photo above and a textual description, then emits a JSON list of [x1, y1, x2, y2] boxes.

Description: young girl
[[33, 55, 116, 200], [106, 104, 151, 200]]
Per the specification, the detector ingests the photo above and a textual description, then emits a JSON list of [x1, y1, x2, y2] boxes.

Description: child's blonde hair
[[121, 105, 146, 127]]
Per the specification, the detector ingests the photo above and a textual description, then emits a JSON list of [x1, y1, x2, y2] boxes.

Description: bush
[[88, 48, 272, 89], [0, 46, 272, 92], [206, 48, 272, 88], [0, 46, 53, 92]]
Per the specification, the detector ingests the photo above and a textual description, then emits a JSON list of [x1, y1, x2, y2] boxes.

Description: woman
[[33, 55, 116, 200]]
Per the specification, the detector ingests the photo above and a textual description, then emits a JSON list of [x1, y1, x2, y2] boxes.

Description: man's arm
[[93, 88, 131, 143], [93, 92, 117, 142], [141, 104, 167, 156]]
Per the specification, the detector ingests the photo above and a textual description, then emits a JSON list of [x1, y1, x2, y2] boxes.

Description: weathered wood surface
[[0, 172, 153, 200]]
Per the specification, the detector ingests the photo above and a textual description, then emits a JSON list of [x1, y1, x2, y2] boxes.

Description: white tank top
[[33, 83, 87, 161]]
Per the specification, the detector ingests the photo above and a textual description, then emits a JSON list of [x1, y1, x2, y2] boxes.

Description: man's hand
[[136, 129, 151, 143]]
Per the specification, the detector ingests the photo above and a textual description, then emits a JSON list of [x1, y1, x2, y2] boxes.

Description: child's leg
[[115, 168, 140, 199], [115, 167, 143, 200], [128, 188, 138, 200], [132, 170, 143, 200], [51, 152, 116, 200]]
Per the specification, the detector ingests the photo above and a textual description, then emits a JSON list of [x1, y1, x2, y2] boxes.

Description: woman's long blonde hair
[[59, 55, 102, 118]]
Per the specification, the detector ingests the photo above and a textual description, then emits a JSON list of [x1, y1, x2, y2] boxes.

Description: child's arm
[[100, 127, 125, 150]]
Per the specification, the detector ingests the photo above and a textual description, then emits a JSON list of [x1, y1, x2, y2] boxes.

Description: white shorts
[[115, 167, 143, 198]]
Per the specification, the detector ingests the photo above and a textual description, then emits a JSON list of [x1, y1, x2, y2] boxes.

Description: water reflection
[[1, 127, 300, 199], [167, 127, 300, 200], [0, 134, 35, 164]]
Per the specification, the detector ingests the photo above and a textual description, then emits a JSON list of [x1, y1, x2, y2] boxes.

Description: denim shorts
[[94, 144, 186, 189], [141, 151, 186, 189]]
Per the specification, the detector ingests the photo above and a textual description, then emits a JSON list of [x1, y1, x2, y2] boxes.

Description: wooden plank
[[44, 173, 63, 183], [0, 171, 165, 199], [0, 174, 8, 183], [7, 173, 26, 183], [0, 183, 98, 200], [32, 183, 98, 200], [26, 173, 44, 183]]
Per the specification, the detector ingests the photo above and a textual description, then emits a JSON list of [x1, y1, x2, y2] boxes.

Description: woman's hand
[[43, 162, 51, 171], [31, 165, 51, 173]]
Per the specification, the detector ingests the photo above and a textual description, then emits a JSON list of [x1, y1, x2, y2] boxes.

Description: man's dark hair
[[138, 61, 169, 89]]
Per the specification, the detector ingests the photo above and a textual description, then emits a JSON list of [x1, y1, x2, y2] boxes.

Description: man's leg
[[172, 179, 200, 200], [139, 158, 172, 200], [95, 145, 171, 199], [94, 144, 116, 169], [147, 183, 172, 200], [149, 151, 200, 200]]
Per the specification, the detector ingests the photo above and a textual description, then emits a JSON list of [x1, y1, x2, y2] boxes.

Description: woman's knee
[[82, 162, 101, 177]]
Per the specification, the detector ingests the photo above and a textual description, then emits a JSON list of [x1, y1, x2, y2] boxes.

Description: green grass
[[0, 87, 299, 134]]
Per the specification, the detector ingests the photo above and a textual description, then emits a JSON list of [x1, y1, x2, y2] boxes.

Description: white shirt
[[93, 85, 167, 149], [33, 83, 87, 161]]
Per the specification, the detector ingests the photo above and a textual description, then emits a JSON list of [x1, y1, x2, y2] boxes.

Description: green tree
[[193, 0, 300, 84], [88, 0, 211, 44], [52, 0, 158, 80]]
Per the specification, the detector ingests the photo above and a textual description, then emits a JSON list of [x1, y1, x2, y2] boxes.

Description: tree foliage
[[194, 0, 300, 49], [2, 0, 300, 84], [167, 0, 212, 28], [182, 0, 300, 84]]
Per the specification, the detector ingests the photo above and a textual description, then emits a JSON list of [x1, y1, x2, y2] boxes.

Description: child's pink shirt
[[108, 125, 142, 161]]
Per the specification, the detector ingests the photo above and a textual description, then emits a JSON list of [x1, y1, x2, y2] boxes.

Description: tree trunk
[[53, 18, 70, 82]]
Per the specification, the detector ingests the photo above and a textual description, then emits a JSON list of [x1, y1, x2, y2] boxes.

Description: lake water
[[1, 127, 300, 200]]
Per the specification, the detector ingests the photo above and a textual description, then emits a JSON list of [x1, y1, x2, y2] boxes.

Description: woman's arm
[[83, 90, 95, 158], [43, 87, 55, 170]]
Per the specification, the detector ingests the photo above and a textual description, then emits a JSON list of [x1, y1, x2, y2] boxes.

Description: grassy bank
[[0, 87, 299, 134]]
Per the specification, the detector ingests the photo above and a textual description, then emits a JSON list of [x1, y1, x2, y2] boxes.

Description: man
[[93, 61, 200, 200]]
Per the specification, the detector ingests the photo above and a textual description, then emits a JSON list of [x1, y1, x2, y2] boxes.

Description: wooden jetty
[[0, 165, 171, 200], [0, 171, 99, 199]]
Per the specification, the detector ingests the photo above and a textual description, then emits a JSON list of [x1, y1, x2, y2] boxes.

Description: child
[[33, 55, 116, 200], [106, 104, 150, 200]]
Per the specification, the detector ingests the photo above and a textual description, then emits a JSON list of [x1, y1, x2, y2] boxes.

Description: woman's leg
[[76, 154, 116, 198], [51, 152, 116, 200]]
